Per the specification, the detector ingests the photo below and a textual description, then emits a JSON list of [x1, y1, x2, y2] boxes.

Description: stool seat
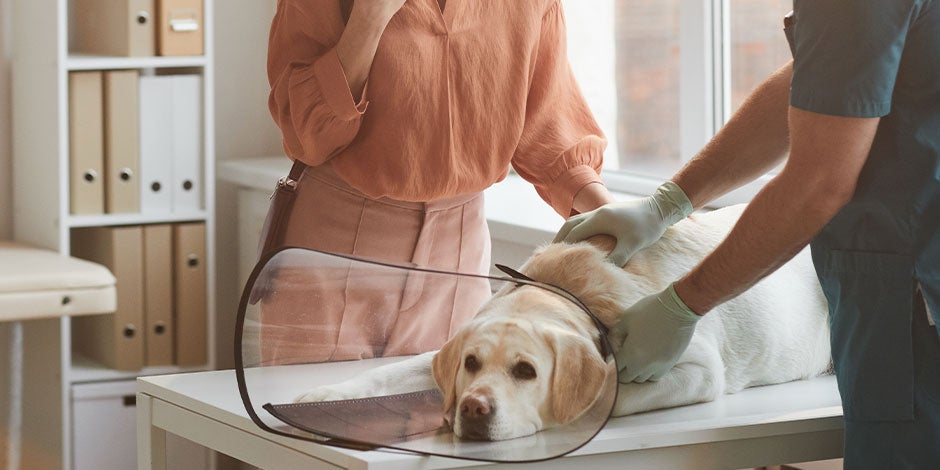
[[0, 241, 116, 321]]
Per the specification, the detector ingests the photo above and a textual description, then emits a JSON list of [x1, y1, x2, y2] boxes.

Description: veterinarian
[[556, 0, 940, 467], [263, 0, 614, 363]]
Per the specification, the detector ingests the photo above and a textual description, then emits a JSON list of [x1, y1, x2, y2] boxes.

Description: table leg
[[137, 393, 167, 470]]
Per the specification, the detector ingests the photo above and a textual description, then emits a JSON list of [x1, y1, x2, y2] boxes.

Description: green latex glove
[[553, 182, 693, 267], [614, 283, 701, 383]]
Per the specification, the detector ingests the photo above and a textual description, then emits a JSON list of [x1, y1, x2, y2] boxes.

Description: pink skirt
[[259, 164, 492, 364]]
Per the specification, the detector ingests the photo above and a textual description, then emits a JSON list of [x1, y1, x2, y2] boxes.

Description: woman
[[261, 0, 614, 364]]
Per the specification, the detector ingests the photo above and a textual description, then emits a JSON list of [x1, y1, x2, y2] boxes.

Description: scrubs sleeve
[[790, 0, 922, 117]]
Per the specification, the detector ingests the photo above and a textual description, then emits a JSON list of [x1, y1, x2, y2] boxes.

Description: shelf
[[70, 354, 208, 384], [67, 211, 208, 228], [67, 54, 208, 71]]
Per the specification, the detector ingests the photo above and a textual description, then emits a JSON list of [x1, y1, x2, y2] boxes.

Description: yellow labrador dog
[[295, 204, 832, 441]]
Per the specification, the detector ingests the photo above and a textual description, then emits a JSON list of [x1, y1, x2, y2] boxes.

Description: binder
[[69, 71, 105, 215], [171, 75, 202, 212], [156, 0, 205, 56], [139, 75, 174, 214], [173, 223, 207, 366], [103, 70, 141, 214], [71, 0, 156, 57], [71, 226, 145, 371], [143, 225, 174, 366]]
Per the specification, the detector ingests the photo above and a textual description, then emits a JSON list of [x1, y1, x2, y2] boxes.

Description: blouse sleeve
[[511, 0, 607, 218], [267, 0, 369, 166]]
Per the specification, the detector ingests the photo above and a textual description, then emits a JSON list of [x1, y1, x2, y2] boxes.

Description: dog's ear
[[432, 332, 463, 419], [550, 333, 609, 424]]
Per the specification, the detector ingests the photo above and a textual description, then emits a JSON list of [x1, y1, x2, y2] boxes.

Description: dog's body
[[295, 204, 832, 441]]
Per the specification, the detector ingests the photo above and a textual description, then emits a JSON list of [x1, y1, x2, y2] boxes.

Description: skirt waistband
[[302, 164, 483, 213]]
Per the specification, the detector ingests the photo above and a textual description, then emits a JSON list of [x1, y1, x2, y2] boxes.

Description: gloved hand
[[553, 182, 693, 267], [614, 283, 701, 383]]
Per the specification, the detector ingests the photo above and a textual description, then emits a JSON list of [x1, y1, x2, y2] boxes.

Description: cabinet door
[[71, 380, 210, 470]]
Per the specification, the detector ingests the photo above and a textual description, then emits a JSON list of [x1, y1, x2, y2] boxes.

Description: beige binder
[[71, 0, 156, 57], [173, 223, 207, 366], [69, 71, 105, 215], [156, 0, 204, 56], [71, 226, 145, 371], [104, 70, 141, 214], [143, 225, 174, 366]]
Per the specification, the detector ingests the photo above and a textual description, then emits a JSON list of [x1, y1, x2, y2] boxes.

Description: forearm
[[673, 61, 793, 209], [675, 104, 880, 314], [674, 169, 847, 314], [335, 4, 396, 98], [572, 182, 616, 213]]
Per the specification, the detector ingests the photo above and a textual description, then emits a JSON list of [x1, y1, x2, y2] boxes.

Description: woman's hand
[[337, 0, 408, 97], [352, 0, 408, 24]]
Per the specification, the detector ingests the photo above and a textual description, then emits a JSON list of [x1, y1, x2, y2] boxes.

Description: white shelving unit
[[12, 0, 216, 469]]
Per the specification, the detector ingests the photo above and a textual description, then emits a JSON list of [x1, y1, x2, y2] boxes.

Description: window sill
[[484, 175, 641, 244]]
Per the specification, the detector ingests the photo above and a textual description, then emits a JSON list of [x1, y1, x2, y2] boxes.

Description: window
[[730, 0, 793, 112], [562, 0, 792, 200]]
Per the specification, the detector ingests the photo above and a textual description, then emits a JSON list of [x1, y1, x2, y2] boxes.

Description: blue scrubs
[[786, 0, 940, 467]]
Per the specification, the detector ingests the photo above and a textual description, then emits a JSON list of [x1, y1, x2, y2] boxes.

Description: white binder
[[139, 76, 175, 214], [171, 75, 203, 212]]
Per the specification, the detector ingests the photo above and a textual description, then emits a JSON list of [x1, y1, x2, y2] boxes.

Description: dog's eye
[[464, 354, 481, 373], [511, 361, 537, 381]]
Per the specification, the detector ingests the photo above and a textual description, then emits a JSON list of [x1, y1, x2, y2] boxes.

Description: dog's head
[[431, 287, 611, 441]]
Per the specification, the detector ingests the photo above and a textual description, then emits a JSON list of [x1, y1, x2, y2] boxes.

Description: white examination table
[[138, 358, 844, 470]]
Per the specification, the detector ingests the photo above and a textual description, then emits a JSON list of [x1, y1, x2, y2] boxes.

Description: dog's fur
[[294, 204, 832, 441]]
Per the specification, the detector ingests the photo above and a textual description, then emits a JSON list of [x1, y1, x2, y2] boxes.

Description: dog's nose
[[460, 394, 492, 419]]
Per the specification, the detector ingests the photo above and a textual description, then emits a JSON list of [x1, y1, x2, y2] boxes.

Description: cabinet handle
[[136, 11, 150, 25], [83, 169, 98, 183], [182, 179, 193, 191], [123, 324, 137, 338], [119, 168, 134, 182], [153, 321, 167, 335], [187, 254, 199, 268]]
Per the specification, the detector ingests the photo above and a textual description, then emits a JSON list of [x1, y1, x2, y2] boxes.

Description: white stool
[[0, 241, 115, 321], [1, 241, 116, 469]]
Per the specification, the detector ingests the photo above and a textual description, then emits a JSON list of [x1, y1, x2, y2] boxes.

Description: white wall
[[212, 7, 283, 469], [212, 0, 283, 375]]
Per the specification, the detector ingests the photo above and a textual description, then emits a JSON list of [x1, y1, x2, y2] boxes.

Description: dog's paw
[[293, 385, 362, 403]]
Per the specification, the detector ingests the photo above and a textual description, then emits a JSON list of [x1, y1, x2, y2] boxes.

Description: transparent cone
[[236, 247, 617, 462]]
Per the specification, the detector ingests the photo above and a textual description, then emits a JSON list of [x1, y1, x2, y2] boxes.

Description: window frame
[[598, 0, 775, 208]]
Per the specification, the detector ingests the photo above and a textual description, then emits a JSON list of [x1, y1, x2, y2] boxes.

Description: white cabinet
[[72, 382, 139, 470], [12, 0, 216, 468], [72, 381, 209, 470]]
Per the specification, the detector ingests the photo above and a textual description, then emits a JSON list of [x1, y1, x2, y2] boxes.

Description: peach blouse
[[267, 0, 606, 216]]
